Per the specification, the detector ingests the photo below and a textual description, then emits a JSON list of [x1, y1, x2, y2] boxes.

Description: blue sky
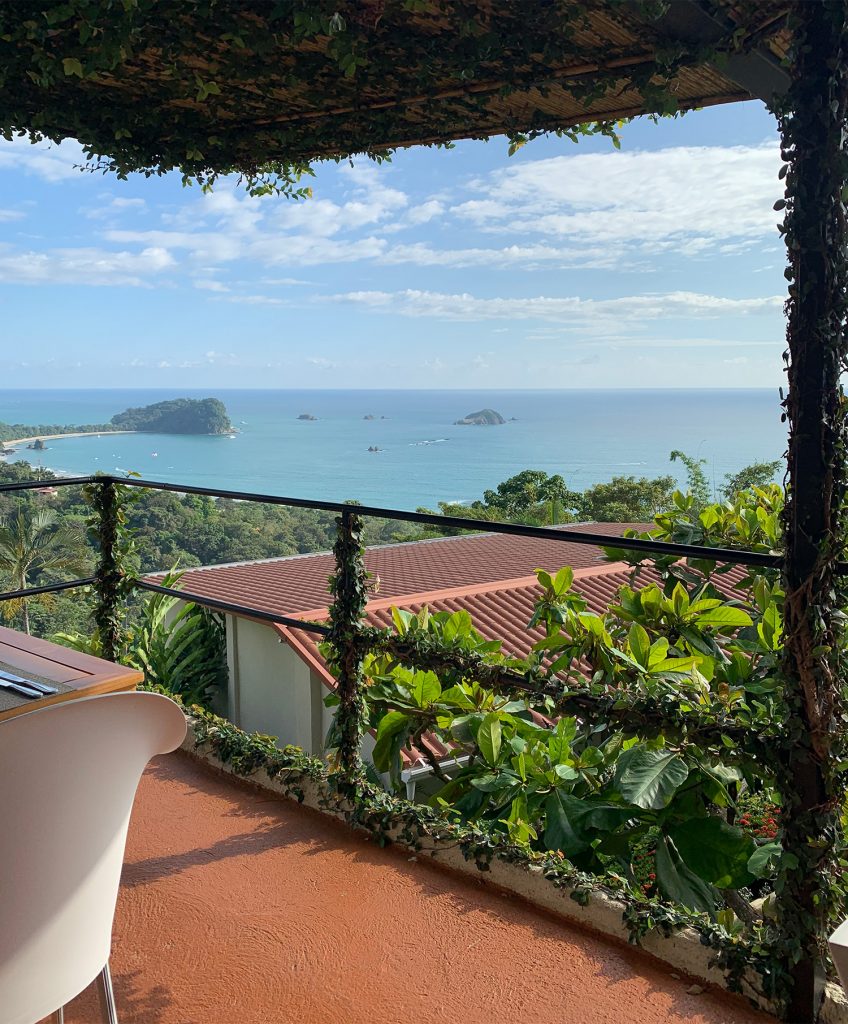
[[0, 100, 785, 389]]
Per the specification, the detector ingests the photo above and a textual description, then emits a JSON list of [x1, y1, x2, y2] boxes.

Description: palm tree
[[0, 505, 88, 634]]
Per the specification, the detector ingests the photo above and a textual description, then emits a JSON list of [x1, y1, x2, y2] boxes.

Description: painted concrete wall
[[225, 615, 326, 753]]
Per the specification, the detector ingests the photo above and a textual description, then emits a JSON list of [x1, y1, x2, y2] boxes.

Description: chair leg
[[96, 961, 119, 1024], [52, 1009, 64, 1024]]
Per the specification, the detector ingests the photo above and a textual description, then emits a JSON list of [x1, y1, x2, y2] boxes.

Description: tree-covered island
[[0, 397, 233, 445]]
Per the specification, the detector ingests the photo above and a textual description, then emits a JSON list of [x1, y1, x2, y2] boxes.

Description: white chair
[[0, 690, 187, 1024], [830, 919, 848, 995]]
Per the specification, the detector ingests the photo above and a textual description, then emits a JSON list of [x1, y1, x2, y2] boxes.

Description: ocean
[[0, 389, 785, 510]]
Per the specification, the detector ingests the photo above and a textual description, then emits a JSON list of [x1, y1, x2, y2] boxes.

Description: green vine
[[83, 473, 139, 661], [326, 508, 370, 785], [772, 3, 848, 1020]]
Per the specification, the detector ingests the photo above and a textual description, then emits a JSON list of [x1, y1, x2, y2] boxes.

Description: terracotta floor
[[56, 752, 770, 1024]]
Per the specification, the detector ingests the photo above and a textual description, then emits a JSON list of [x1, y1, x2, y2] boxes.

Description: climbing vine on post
[[775, 3, 848, 1021], [327, 507, 369, 786], [84, 474, 138, 661]]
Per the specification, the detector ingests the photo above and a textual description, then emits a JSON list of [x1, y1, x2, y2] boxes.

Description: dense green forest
[[0, 451, 780, 640], [0, 396, 233, 443], [110, 397, 233, 434], [0, 419, 110, 442]]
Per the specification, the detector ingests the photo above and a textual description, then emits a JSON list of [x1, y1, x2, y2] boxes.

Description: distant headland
[[0, 397, 234, 449]]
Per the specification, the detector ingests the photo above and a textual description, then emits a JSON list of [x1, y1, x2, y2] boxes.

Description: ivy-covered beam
[[84, 473, 138, 661], [326, 507, 369, 785], [776, 3, 848, 1020]]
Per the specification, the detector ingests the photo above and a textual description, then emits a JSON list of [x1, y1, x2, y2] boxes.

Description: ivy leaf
[[476, 712, 502, 766], [654, 836, 715, 914], [613, 745, 688, 810], [670, 816, 756, 889], [62, 57, 84, 78]]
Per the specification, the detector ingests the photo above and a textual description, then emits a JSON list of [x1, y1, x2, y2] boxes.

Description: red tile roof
[[157, 522, 646, 621], [280, 561, 749, 768], [283, 561, 750, 687]]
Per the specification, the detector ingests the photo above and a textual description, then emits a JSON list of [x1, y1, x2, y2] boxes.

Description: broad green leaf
[[391, 606, 413, 634], [654, 836, 715, 914], [471, 772, 518, 793], [553, 565, 574, 595], [371, 712, 411, 774], [628, 622, 650, 667], [544, 790, 590, 858], [477, 712, 502, 766], [670, 816, 756, 889], [548, 717, 577, 762], [695, 606, 753, 630], [614, 746, 688, 810], [410, 670, 441, 707], [748, 841, 782, 879], [544, 793, 633, 859]]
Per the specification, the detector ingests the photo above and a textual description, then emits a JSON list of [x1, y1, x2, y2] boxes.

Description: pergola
[[2, 3, 845, 1021]]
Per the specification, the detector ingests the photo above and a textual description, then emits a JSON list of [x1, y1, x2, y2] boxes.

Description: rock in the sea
[[297, 413, 317, 421], [454, 408, 506, 426]]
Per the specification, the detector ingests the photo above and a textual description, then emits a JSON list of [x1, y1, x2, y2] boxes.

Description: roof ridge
[[286, 560, 631, 622], [151, 520, 627, 576]]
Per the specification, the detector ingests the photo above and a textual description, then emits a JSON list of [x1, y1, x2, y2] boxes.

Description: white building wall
[[226, 615, 324, 752]]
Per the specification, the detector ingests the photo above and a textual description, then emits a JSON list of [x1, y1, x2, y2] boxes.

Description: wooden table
[[0, 625, 143, 723]]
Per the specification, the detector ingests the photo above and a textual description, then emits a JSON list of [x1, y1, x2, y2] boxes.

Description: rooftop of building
[[158, 522, 647, 621]]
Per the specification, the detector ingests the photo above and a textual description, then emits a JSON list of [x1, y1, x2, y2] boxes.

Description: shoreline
[[1, 429, 135, 450]]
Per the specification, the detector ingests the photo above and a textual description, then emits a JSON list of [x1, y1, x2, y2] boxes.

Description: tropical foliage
[[352, 482, 806, 928], [0, 505, 87, 633]]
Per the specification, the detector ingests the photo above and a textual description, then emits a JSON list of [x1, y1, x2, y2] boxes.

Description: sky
[[0, 100, 787, 389]]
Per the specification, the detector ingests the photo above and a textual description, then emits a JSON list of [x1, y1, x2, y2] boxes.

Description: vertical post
[[87, 477, 123, 662], [778, 4, 848, 1021], [328, 507, 368, 785]]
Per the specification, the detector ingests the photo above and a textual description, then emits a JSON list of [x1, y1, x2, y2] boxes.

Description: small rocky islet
[[454, 408, 507, 426]]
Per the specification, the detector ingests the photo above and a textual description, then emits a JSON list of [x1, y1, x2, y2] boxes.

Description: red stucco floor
[[55, 752, 769, 1024]]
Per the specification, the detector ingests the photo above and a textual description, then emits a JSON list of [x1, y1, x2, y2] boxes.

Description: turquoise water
[[0, 389, 785, 510]]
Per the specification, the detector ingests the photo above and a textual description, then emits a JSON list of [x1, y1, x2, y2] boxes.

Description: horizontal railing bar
[[133, 580, 332, 636], [0, 473, 829, 571], [0, 475, 95, 493], [104, 476, 780, 570], [0, 576, 98, 602]]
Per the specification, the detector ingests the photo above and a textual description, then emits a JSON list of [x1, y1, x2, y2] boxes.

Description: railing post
[[777, 4, 848, 1021], [85, 476, 126, 662], [328, 507, 368, 785]]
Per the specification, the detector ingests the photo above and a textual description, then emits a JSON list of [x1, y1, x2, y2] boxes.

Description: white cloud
[[327, 288, 782, 325], [83, 196, 146, 220], [453, 142, 782, 258], [307, 356, 337, 370], [381, 241, 616, 270], [222, 293, 287, 306], [0, 137, 87, 182], [194, 279, 230, 293], [0, 208, 24, 222], [0, 246, 175, 286]]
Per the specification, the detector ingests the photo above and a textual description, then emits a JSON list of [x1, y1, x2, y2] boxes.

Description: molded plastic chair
[[0, 690, 187, 1024], [830, 919, 848, 995]]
